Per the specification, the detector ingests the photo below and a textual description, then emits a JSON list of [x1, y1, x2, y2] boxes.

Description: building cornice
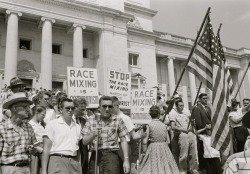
[[124, 2, 157, 17], [154, 30, 250, 58], [128, 27, 158, 39], [36, 0, 134, 22]]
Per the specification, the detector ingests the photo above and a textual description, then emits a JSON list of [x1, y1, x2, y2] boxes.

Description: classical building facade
[[0, 0, 249, 107]]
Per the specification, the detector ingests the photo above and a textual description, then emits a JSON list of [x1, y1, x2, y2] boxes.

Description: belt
[[97, 149, 119, 154], [50, 154, 77, 159], [1, 160, 29, 167]]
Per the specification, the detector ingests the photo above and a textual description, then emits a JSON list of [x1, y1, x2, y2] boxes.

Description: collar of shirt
[[5, 119, 26, 131], [102, 114, 117, 123], [58, 116, 77, 128], [200, 103, 207, 110]]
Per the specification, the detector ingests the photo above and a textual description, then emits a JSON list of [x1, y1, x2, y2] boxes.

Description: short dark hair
[[59, 98, 73, 111], [199, 93, 207, 99], [111, 96, 120, 105], [43, 91, 51, 98], [99, 96, 112, 105], [32, 105, 46, 116], [149, 105, 160, 119], [175, 100, 183, 107], [74, 97, 88, 107], [243, 98, 250, 103]]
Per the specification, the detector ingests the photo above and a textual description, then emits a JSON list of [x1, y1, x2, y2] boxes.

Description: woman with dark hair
[[139, 105, 180, 174]]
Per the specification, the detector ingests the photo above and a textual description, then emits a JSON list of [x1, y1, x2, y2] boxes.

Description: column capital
[[5, 10, 22, 21], [6, 10, 22, 17], [67, 23, 86, 34], [38, 17, 55, 28], [73, 23, 86, 29], [168, 56, 175, 60]]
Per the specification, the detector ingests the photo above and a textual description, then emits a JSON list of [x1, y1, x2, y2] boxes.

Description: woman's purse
[[237, 151, 250, 174], [225, 151, 250, 174]]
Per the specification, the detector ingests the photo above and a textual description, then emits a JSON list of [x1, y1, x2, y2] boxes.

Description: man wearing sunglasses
[[82, 96, 130, 174], [41, 98, 82, 174]]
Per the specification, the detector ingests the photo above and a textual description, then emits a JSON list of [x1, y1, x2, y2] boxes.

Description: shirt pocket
[[4, 137, 16, 155], [107, 128, 117, 141]]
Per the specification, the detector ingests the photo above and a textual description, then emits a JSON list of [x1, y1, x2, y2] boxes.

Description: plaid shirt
[[0, 119, 37, 164], [81, 114, 128, 151]]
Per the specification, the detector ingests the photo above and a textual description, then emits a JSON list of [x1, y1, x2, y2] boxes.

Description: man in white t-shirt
[[111, 96, 145, 141]]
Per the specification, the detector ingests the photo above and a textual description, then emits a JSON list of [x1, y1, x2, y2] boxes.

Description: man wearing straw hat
[[0, 92, 40, 174]]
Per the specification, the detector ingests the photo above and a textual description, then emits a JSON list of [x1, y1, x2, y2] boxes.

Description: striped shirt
[[169, 108, 191, 129], [0, 119, 37, 164], [82, 114, 128, 151]]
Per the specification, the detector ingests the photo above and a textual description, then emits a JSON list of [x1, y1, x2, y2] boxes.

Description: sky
[[151, 0, 250, 49]]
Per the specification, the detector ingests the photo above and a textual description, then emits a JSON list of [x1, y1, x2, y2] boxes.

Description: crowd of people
[[0, 77, 250, 174]]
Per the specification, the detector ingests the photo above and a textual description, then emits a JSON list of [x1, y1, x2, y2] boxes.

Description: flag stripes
[[211, 34, 232, 156], [186, 16, 213, 90]]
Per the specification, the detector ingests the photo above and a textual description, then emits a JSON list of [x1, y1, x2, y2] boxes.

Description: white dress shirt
[[45, 117, 82, 156]]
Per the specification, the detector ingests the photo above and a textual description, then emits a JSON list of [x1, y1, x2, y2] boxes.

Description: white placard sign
[[67, 67, 99, 108], [131, 88, 157, 124], [107, 69, 131, 109]]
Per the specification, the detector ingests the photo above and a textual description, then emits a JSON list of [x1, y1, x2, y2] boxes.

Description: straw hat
[[242, 110, 250, 129], [3, 92, 33, 109], [8, 77, 25, 89]]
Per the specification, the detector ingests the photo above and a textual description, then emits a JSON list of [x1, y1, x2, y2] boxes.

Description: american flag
[[211, 31, 232, 156], [217, 32, 235, 100], [186, 16, 213, 90]]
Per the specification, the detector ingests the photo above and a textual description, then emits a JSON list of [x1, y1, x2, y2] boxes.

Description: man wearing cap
[[41, 97, 82, 174], [8, 77, 26, 93], [0, 92, 40, 174]]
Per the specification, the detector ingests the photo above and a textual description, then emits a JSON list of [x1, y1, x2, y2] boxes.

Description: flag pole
[[162, 7, 211, 122], [233, 62, 250, 99]]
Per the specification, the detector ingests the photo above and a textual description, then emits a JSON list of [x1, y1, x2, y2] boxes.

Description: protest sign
[[131, 88, 157, 124], [107, 69, 131, 109], [67, 67, 99, 108]]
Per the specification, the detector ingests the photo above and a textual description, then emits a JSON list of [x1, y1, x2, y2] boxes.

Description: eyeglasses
[[15, 105, 30, 110], [101, 105, 113, 109], [64, 107, 75, 111]]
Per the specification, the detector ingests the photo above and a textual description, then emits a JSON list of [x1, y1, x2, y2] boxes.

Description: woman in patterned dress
[[139, 105, 180, 174]]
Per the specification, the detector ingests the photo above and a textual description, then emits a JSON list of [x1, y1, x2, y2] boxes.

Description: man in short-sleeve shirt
[[0, 92, 38, 174], [41, 98, 82, 174], [82, 96, 130, 174]]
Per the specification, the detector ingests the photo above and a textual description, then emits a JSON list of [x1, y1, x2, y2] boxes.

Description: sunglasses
[[64, 107, 75, 111], [101, 105, 113, 109]]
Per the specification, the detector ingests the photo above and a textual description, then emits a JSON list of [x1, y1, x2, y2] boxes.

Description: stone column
[[40, 17, 55, 90], [4, 10, 22, 85], [188, 72, 197, 104], [182, 85, 189, 107], [167, 56, 176, 96], [73, 24, 86, 67]]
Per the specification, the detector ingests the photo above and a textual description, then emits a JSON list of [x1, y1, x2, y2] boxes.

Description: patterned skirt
[[139, 142, 180, 174]]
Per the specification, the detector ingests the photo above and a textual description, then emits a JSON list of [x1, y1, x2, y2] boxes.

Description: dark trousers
[[88, 151, 120, 174], [171, 132, 180, 167], [79, 140, 89, 174], [204, 158, 222, 174], [234, 126, 249, 152], [197, 139, 206, 171]]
